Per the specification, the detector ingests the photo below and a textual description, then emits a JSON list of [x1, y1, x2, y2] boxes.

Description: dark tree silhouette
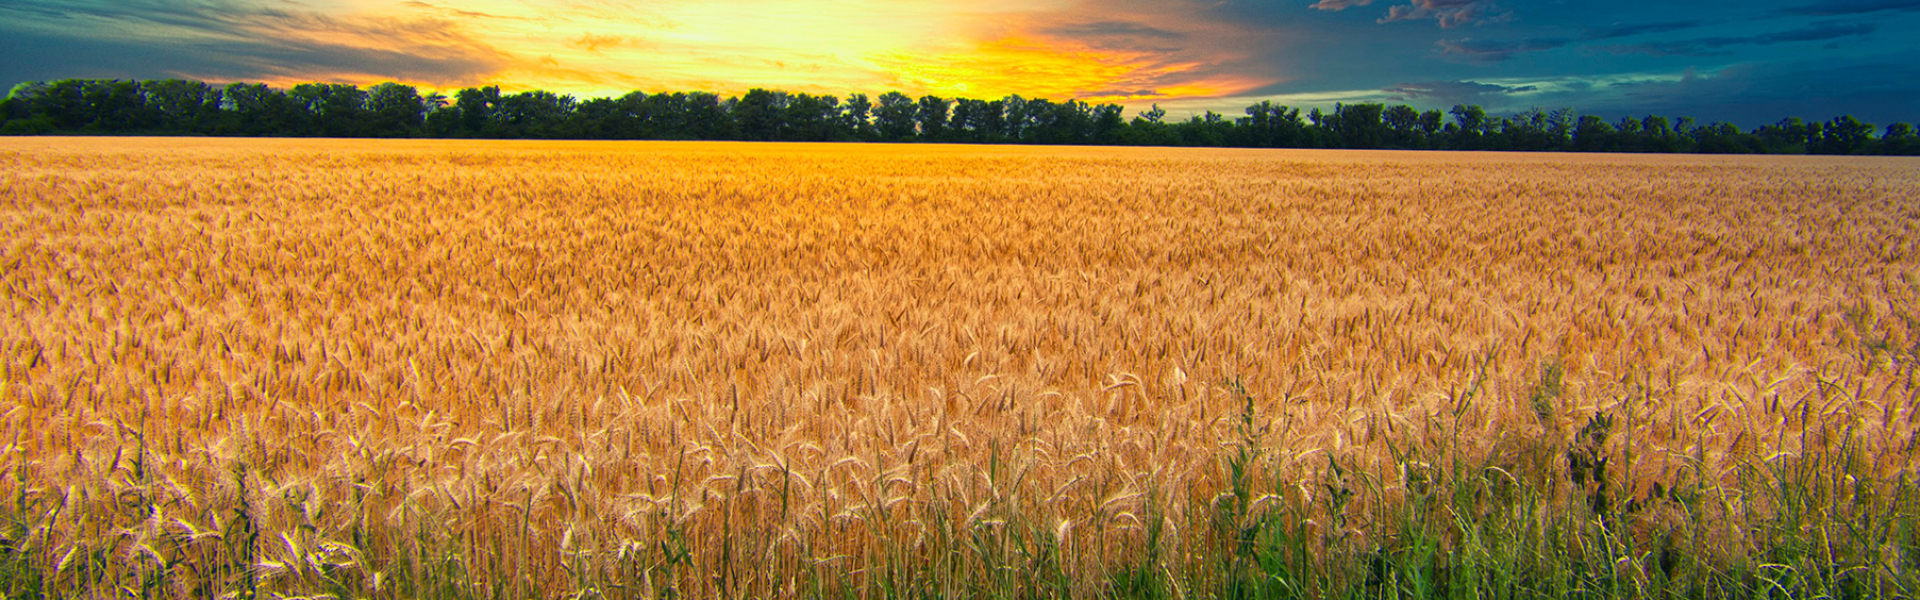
[[0, 77, 1909, 155], [367, 82, 425, 137], [873, 91, 916, 141], [915, 95, 950, 140]]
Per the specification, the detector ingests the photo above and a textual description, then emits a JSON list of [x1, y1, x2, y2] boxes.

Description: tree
[[1019, 97, 1059, 143], [1129, 105, 1179, 147], [734, 88, 785, 141], [1883, 122, 1919, 155], [47, 79, 148, 132], [1139, 104, 1166, 124], [288, 83, 369, 137], [980, 100, 1007, 140], [949, 97, 1004, 142], [1330, 102, 1386, 148], [1000, 95, 1028, 141], [681, 92, 731, 139], [570, 96, 621, 138], [1091, 103, 1125, 144], [495, 90, 576, 138], [219, 83, 300, 135], [1044, 100, 1096, 144], [453, 86, 502, 136], [366, 82, 425, 137], [1690, 122, 1758, 154], [1238, 102, 1302, 148], [915, 95, 950, 140], [8, 75, 1918, 156], [1382, 104, 1419, 147], [948, 97, 979, 142], [1572, 115, 1615, 151], [1449, 104, 1487, 148], [782, 93, 840, 141], [1418, 110, 1444, 135], [1613, 116, 1643, 151], [1755, 117, 1806, 153], [143, 79, 222, 133], [843, 92, 873, 139], [1547, 108, 1575, 147], [1639, 115, 1674, 151], [1502, 107, 1561, 151], [1820, 115, 1873, 154], [633, 92, 684, 139], [873, 91, 916, 141], [0, 82, 54, 134]]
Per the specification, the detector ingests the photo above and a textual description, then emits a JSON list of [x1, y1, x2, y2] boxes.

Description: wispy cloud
[[1579, 20, 1705, 40], [1379, 0, 1510, 27], [1309, 0, 1378, 11], [1435, 37, 1569, 62], [1602, 22, 1878, 56], [1307, 0, 1507, 27], [860, 0, 1287, 102], [1579, 56, 1920, 124], [0, 0, 512, 86], [1777, 0, 1920, 15], [569, 33, 628, 53], [1382, 80, 1538, 104]]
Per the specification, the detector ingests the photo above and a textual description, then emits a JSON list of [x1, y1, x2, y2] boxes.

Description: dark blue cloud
[[1778, 0, 1920, 15], [1601, 22, 1880, 56], [1243, 0, 1920, 125], [1579, 21, 1707, 40], [0, 0, 508, 93], [1584, 57, 1920, 125]]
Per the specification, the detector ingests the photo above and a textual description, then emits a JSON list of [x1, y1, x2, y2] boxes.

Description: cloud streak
[[1381, 0, 1509, 27], [1579, 20, 1706, 40], [1602, 22, 1878, 56], [1308, 0, 1507, 27], [1435, 37, 1569, 62], [1382, 80, 1538, 104], [1309, 0, 1377, 10], [1777, 0, 1920, 15], [0, 0, 512, 86], [859, 0, 1287, 102]]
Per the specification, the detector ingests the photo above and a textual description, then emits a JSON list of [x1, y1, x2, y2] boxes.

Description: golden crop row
[[1, 138, 1917, 598]]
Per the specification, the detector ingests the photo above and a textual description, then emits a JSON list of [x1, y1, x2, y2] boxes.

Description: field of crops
[[3, 137, 1919, 599]]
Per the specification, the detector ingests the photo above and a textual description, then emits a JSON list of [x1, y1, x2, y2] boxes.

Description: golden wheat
[[1, 137, 1917, 598]]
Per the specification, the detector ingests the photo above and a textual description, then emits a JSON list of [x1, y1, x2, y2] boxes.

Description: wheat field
[[2, 137, 1919, 599]]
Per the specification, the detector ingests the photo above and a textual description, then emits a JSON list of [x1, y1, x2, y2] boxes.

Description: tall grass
[[1, 138, 1917, 598]]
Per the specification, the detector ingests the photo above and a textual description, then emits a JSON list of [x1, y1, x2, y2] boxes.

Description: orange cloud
[[57, 2, 518, 91], [569, 33, 628, 53], [860, 0, 1288, 103], [14, 0, 1285, 108], [868, 35, 1266, 102], [447, 0, 1286, 104]]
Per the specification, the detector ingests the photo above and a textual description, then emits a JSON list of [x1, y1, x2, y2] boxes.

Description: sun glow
[[249, 0, 1272, 103], [10, 0, 1281, 107]]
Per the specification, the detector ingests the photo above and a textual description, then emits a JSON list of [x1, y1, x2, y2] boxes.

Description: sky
[[2, 0, 1917, 127]]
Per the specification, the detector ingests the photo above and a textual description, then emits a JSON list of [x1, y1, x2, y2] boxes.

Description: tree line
[[3, 78, 1915, 155]]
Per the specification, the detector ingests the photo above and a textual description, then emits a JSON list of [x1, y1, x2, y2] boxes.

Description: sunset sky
[[2, 0, 1916, 126]]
